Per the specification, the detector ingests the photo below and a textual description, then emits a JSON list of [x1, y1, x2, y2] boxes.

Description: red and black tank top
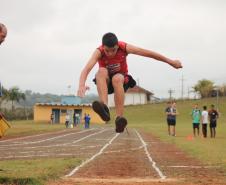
[[97, 41, 128, 75]]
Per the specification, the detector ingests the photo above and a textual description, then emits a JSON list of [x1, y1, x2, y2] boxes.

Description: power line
[[181, 74, 185, 100]]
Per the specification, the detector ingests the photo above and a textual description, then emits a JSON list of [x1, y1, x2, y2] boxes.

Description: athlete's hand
[[169, 60, 183, 69], [77, 85, 90, 97]]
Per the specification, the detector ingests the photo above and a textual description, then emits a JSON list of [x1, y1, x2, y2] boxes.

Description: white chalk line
[[0, 128, 97, 146], [0, 129, 112, 159], [66, 177, 178, 183], [0, 152, 95, 159], [65, 133, 120, 177], [0, 128, 77, 143], [135, 129, 166, 180], [167, 165, 220, 168], [0, 129, 107, 149], [104, 145, 144, 154], [0, 128, 100, 148]]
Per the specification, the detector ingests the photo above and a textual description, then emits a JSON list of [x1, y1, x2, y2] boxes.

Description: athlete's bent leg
[[95, 67, 109, 104], [112, 74, 125, 117]]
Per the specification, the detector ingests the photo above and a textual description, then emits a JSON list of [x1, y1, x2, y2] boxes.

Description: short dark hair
[[203, 106, 207, 110], [102, 32, 118, 47]]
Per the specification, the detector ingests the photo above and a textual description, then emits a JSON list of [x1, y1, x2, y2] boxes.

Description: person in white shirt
[[201, 106, 208, 138], [65, 114, 70, 128]]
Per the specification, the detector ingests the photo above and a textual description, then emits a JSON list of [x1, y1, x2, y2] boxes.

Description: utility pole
[[187, 87, 190, 99], [168, 89, 174, 100], [187, 86, 193, 99], [67, 85, 71, 95]]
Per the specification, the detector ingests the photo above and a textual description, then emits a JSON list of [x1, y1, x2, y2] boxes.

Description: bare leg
[[112, 74, 125, 117], [95, 68, 109, 105], [213, 128, 216, 138], [171, 125, 176, 136], [210, 128, 213, 138], [168, 125, 170, 135]]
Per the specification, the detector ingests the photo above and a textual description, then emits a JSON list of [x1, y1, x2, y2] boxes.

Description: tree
[[7, 87, 26, 111], [219, 84, 226, 96], [193, 79, 214, 98]]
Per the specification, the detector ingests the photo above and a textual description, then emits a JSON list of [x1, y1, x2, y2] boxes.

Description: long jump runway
[[0, 128, 225, 185]]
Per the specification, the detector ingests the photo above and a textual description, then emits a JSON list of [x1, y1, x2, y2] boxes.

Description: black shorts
[[167, 119, 176, 126], [210, 121, 217, 128], [193, 123, 200, 129], [93, 73, 136, 94]]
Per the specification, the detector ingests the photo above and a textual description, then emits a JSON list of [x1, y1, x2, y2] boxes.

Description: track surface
[[0, 127, 225, 185]]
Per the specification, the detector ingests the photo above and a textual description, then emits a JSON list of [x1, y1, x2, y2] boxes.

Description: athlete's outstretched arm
[[126, 44, 183, 69], [77, 49, 101, 97]]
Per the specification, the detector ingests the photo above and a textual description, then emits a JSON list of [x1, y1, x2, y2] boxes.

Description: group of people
[[64, 112, 91, 129], [191, 104, 219, 138], [165, 102, 219, 138]]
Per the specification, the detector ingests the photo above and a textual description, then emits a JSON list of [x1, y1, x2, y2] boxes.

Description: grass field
[[0, 97, 226, 185]]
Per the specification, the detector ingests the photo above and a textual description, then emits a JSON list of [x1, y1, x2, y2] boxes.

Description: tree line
[[0, 86, 98, 120], [193, 79, 226, 98]]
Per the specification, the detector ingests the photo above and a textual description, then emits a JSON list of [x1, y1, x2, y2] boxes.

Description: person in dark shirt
[[165, 101, 177, 136], [208, 104, 219, 138]]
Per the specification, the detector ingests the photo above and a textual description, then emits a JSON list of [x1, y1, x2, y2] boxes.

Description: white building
[[108, 86, 154, 107]]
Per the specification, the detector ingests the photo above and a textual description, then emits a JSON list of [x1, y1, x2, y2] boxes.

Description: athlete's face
[[103, 45, 119, 57]]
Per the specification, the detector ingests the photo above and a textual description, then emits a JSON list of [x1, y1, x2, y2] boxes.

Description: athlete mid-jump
[[77, 32, 182, 133]]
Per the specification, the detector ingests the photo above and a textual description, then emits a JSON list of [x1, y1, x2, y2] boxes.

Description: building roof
[[61, 95, 81, 105], [126, 86, 154, 95], [35, 103, 91, 107]]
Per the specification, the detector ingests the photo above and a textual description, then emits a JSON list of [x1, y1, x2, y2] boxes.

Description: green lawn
[[0, 97, 226, 184], [0, 158, 81, 185]]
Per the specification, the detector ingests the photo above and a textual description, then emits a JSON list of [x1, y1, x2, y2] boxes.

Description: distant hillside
[[0, 90, 98, 109]]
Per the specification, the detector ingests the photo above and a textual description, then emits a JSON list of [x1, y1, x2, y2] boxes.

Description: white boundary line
[[0, 129, 110, 159], [0, 129, 109, 152], [0, 128, 78, 143], [135, 129, 166, 180], [65, 133, 120, 177], [167, 165, 220, 168], [0, 129, 96, 147]]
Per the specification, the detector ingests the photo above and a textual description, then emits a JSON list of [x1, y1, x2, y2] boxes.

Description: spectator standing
[[208, 104, 219, 138], [191, 104, 201, 137], [84, 114, 91, 129], [165, 101, 177, 136], [201, 106, 208, 138], [65, 113, 70, 128]]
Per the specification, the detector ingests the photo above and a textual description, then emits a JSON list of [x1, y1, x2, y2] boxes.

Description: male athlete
[[77, 32, 182, 133]]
